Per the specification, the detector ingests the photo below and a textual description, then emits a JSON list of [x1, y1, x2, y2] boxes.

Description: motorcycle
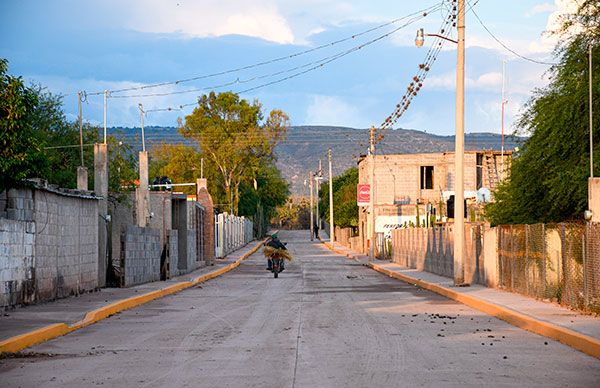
[[264, 242, 289, 278], [271, 257, 283, 278]]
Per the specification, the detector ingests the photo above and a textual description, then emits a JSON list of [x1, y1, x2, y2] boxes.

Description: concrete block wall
[[358, 152, 482, 206], [0, 218, 35, 308], [1, 186, 99, 308], [122, 225, 161, 287], [167, 229, 179, 278], [390, 223, 496, 286], [108, 195, 135, 273], [34, 189, 99, 300], [186, 230, 197, 272]]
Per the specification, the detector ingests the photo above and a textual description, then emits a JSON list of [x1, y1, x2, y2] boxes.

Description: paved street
[[1, 230, 599, 387]]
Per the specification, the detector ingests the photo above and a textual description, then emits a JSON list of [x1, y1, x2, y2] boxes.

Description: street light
[[415, 0, 466, 285]]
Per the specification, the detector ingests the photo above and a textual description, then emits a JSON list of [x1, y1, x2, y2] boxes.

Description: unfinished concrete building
[[356, 150, 511, 253]]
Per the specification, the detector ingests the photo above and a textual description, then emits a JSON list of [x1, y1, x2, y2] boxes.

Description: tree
[[149, 143, 204, 195], [181, 91, 289, 215], [319, 167, 359, 228], [486, 1, 599, 225], [0, 59, 46, 191]]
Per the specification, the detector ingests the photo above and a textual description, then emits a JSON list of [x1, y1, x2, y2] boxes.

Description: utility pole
[[78, 91, 84, 166], [138, 103, 146, 152], [76, 91, 88, 191], [590, 43, 594, 179], [453, 0, 466, 285], [136, 103, 149, 227], [309, 171, 314, 241], [328, 149, 335, 245], [103, 90, 108, 144], [201, 157, 204, 179], [316, 160, 322, 231], [369, 126, 376, 261], [501, 60, 508, 176]]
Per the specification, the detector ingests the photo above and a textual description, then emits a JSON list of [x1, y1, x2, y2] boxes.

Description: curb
[[369, 262, 600, 360], [320, 241, 600, 360], [0, 239, 265, 355]]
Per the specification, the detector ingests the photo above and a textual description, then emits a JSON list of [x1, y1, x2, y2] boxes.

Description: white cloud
[[121, 0, 295, 44], [426, 71, 503, 91], [305, 95, 363, 126], [528, 0, 582, 53], [527, 3, 557, 17]]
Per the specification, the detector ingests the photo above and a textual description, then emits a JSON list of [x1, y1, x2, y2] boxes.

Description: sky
[[0, 0, 580, 136]]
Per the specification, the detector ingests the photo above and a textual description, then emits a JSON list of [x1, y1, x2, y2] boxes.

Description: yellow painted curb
[[319, 241, 600, 360], [369, 262, 600, 360], [0, 323, 71, 354], [0, 239, 265, 355]]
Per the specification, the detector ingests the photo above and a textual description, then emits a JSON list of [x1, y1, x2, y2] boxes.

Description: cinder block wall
[[390, 223, 493, 285], [167, 229, 179, 278], [0, 218, 35, 308], [122, 225, 161, 287], [0, 186, 99, 308], [34, 189, 99, 300]]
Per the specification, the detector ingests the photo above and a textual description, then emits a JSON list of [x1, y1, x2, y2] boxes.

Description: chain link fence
[[498, 223, 600, 314]]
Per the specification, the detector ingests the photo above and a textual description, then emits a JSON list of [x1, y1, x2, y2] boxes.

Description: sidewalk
[[0, 241, 262, 347], [323, 238, 600, 359]]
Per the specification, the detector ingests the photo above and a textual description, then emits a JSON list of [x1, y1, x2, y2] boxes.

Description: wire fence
[[498, 223, 600, 314]]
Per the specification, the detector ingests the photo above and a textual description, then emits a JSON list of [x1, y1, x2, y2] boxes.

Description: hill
[[109, 125, 524, 195]]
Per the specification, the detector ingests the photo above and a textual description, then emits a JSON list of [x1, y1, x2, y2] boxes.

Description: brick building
[[357, 150, 511, 253]]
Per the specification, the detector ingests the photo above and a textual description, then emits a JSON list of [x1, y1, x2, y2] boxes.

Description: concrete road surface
[[1, 230, 599, 387]]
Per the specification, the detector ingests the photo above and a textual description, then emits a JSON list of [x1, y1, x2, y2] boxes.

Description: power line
[[107, 7, 439, 101], [469, 4, 557, 66], [78, 2, 445, 97]]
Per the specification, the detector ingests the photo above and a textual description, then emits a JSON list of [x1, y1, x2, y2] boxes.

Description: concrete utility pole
[[138, 103, 146, 152], [309, 171, 314, 241], [453, 0, 466, 285], [328, 149, 335, 244], [103, 90, 108, 144], [369, 126, 376, 261], [76, 91, 88, 190], [136, 103, 149, 227], [316, 161, 322, 231], [590, 43, 594, 179], [501, 60, 508, 176]]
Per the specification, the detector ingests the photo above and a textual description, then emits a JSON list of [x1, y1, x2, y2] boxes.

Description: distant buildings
[[356, 150, 511, 252]]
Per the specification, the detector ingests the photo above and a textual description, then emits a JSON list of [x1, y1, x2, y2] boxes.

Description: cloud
[[305, 95, 363, 126], [426, 71, 503, 91], [527, 3, 557, 17], [528, 0, 582, 53], [121, 0, 295, 44]]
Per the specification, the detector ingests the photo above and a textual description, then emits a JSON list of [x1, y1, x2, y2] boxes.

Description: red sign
[[357, 184, 370, 206]]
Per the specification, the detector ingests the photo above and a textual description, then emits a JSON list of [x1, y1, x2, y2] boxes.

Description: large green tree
[[181, 91, 289, 215], [486, 1, 599, 225], [0, 59, 46, 191], [1, 59, 136, 193], [319, 167, 359, 228]]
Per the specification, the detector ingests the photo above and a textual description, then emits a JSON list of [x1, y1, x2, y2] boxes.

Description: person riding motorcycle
[[265, 233, 286, 272]]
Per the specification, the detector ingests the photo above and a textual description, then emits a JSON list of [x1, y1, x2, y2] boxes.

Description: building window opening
[[420, 166, 434, 190]]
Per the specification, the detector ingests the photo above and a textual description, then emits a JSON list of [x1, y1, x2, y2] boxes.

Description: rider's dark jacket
[[265, 237, 287, 250]]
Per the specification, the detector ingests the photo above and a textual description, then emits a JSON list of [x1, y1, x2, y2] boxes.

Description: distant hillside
[[109, 125, 524, 195]]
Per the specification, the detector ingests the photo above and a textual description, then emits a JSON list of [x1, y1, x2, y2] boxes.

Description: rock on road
[[1, 230, 599, 387]]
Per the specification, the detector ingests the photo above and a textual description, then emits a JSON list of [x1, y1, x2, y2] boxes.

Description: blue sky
[[0, 0, 577, 136]]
